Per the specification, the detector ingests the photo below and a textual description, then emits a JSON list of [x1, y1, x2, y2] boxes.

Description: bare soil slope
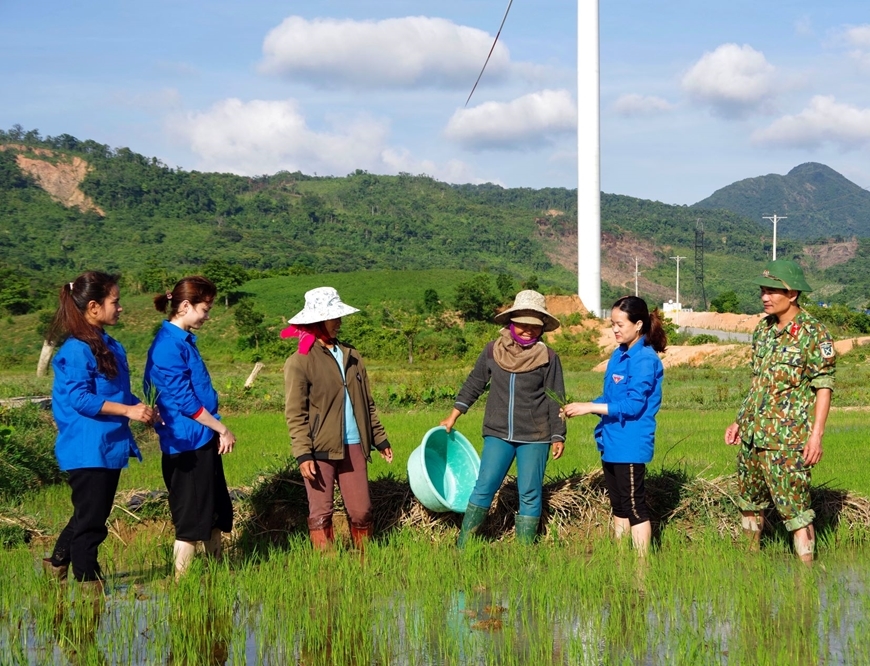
[[0, 144, 103, 215]]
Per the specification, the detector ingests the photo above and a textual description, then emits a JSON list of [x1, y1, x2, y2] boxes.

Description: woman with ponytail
[[563, 296, 667, 556], [441, 290, 566, 547], [144, 276, 235, 579], [44, 271, 153, 587]]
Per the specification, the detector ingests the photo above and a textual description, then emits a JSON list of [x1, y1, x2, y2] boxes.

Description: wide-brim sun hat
[[752, 259, 813, 293], [288, 287, 360, 325], [493, 290, 560, 332]]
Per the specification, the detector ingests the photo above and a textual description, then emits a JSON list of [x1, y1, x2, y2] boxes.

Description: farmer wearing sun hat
[[724, 259, 835, 566], [283, 287, 392, 552], [441, 290, 566, 546]]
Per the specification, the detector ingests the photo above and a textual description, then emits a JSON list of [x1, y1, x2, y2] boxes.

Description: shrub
[[688, 334, 719, 346], [0, 406, 61, 500]]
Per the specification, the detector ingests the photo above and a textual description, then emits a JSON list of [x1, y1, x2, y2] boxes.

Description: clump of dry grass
[[8, 467, 869, 548]]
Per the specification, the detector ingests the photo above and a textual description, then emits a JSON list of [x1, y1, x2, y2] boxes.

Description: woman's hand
[[217, 428, 236, 454], [379, 447, 393, 464], [126, 403, 154, 424], [551, 441, 564, 459], [561, 402, 589, 418], [299, 460, 317, 482], [441, 408, 462, 433]]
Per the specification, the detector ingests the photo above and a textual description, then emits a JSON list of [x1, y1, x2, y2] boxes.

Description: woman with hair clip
[[563, 296, 667, 556], [44, 271, 154, 587], [145, 276, 235, 579]]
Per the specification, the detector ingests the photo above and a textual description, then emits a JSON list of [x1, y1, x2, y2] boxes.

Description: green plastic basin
[[407, 426, 481, 513]]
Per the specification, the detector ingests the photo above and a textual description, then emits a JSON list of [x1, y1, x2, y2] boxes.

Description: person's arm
[[803, 388, 831, 465], [284, 356, 317, 480], [99, 401, 153, 423], [563, 401, 609, 418], [151, 339, 232, 451], [357, 354, 392, 463], [546, 352, 567, 459], [802, 324, 836, 465], [452, 347, 491, 415], [60, 344, 153, 423], [441, 407, 462, 433]]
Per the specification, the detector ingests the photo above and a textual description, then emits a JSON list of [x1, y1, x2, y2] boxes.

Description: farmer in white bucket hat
[[441, 290, 566, 546], [282, 287, 392, 553]]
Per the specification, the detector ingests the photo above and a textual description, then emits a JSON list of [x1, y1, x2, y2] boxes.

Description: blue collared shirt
[[52, 334, 142, 471], [593, 338, 663, 463], [327, 344, 362, 445], [145, 320, 219, 454]]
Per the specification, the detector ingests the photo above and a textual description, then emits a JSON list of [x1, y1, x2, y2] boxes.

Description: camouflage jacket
[[736, 308, 835, 451]]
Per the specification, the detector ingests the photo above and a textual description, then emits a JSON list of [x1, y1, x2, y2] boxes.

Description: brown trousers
[[304, 445, 372, 530]]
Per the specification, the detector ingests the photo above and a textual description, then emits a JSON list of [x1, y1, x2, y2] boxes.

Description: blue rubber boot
[[457, 503, 489, 549]]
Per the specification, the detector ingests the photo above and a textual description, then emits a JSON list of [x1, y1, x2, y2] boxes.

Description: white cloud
[[259, 15, 510, 89], [444, 89, 576, 151], [169, 97, 482, 183], [843, 24, 870, 48], [837, 24, 870, 71], [381, 148, 490, 184], [751, 95, 870, 149], [681, 43, 777, 117], [612, 94, 674, 117]]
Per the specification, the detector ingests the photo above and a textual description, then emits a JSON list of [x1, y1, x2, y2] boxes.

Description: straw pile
[[12, 466, 866, 548], [225, 466, 870, 546]]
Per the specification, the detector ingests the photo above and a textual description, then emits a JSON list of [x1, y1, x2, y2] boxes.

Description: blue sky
[[2, 0, 869, 204]]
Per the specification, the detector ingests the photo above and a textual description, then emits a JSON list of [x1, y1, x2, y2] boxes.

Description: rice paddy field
[[2, 358, 870, 664]]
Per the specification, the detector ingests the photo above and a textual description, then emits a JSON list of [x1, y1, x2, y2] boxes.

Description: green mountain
[[693, 162, 870, 239], [0, 134, 577, 304], [3, 127, 870, 316]]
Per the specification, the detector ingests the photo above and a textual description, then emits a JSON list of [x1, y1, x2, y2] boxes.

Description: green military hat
[[752, 259, 813, 292]]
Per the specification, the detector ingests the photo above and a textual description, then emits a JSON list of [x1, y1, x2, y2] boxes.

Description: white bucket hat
[[288, 287, 360, 325], [493, 290, 560, 332]]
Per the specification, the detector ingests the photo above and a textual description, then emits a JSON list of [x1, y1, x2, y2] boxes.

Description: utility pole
[[670, 255, 687, 305], [634, 257, 641, 297], [763, 214, 787, 260], [694, 219, 707, 311]]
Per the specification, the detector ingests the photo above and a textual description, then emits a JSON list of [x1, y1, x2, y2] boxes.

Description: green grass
[[1, 528, 868, 664], [4, 357, 870, 665]]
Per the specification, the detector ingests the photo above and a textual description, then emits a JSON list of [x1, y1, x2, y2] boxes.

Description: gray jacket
[[455, 341, 566, 444]]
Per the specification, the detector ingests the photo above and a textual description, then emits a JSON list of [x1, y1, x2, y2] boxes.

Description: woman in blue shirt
[[563, 296, 667, 556], [145, 276, 235, 579], [44, 271, 153, 586]]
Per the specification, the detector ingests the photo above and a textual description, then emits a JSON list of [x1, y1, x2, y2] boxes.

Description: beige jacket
[[284, 341, 389, 464]]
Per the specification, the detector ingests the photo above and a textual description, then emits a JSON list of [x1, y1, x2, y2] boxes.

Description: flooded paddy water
[[2, 534, 869, 665]]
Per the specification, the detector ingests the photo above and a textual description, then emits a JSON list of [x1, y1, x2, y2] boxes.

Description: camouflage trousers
[[736, 446, 815, 532]]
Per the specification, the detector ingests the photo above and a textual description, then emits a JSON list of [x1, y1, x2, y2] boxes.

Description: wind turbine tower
[[577, 1, 601, 316]]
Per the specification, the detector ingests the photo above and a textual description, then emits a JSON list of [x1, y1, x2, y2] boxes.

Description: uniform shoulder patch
[[820, 341, 835, 359]]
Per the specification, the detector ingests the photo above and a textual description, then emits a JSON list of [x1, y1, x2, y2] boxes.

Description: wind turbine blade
[[465, 0, 514, 107]]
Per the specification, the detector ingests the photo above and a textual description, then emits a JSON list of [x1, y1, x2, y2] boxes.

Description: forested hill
[[0, 134, 582, 296], [3, 127, 870, 315], [693, 162, 870, 239]]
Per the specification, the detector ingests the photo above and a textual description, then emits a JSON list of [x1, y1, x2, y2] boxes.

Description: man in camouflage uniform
[[724, 260, 835, 565]]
